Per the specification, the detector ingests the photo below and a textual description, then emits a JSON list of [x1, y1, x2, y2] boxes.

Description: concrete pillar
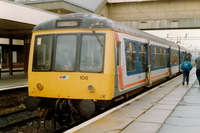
[[9, 35, 13, 75], [23, 35, 31, 73]]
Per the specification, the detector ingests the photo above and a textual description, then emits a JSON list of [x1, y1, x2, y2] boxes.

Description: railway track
[[0, 87, 28, 115], [0, 87, 39, 132], [0, 109, 38, 132]]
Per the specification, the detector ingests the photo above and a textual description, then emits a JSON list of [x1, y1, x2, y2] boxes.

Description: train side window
[[181, 52, 185, 63], [33, 35, 53, 71], [153, 46, 159, 68], [55, 35, 77, 71], [116, 42, 121, 66], [139, 44, 146, 69], [177, 51, 179, 64], [126, 41, 136, 71], [159, 48, 163, 67], [172, 50, 178, 65], [163, 49, 167, 66], [182, 52, 185, 60]]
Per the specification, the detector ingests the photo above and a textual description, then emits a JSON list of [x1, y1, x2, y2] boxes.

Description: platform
[[0, 71, 28, 91], [66, 68, 199, 133]]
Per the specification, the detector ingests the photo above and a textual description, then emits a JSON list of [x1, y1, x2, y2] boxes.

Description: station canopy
[[0, 0, 58, 39]]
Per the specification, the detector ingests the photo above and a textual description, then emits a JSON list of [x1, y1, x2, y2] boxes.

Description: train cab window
[[55, 35, 77, 71], [33, 35, 53, 71], [80, 34, 104, 72], [139, 44, 146, 69], [126, 41, 136, 71]]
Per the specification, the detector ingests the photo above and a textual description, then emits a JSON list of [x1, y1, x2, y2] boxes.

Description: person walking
[[195, 53, 200, 86], [181, 57, 193, 85]]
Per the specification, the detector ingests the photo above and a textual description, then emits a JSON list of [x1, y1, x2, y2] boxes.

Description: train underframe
[[25, 96, 116, 128]]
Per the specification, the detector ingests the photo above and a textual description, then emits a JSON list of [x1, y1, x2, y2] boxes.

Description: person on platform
[[181, 57, 192, 85], [195, 53, 200, 86]]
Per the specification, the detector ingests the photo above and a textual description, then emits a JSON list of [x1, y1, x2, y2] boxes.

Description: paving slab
[[0, 71, 28, 90], [158, 77, 200, 133], [121, 122, 161, 133]]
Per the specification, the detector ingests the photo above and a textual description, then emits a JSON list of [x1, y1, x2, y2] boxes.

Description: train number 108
[[80, 76, 88, 80]]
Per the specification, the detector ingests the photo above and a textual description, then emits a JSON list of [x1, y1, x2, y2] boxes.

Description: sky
[[144, 29, 200, 51]]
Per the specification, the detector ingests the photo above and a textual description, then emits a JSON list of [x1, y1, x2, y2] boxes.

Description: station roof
[[0, 0, 59, 39], [107, 0, 173, 3], [65, 0, 106, 12], [20, 0, 107, 14]]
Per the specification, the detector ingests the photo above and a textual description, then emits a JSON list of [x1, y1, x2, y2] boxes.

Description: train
[[25, 13, 191, 127]]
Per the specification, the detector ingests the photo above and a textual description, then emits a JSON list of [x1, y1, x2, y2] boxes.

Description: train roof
[[33, 12, 178, 47], [179, 45, 191, 52]]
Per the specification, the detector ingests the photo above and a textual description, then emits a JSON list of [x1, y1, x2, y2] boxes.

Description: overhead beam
[[122, 18, 200, 30], [0, 0, 58, 25]]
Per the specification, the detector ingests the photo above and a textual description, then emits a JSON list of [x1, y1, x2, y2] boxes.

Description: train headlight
[[37, 83, 43, 90], [88, 85, 94, 92]]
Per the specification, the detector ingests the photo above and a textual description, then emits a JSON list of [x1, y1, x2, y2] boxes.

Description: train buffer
[[66, 68, 200, 133], [0, 71, 27, 91]]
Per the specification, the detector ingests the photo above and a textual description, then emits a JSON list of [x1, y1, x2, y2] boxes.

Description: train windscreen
[[33, 35, 53, 71], [80, 35, 104, 72], [32, 34, 105, 72], [55, 35, 77, 71]]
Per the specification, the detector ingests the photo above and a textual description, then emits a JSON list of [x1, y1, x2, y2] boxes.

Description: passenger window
[[159, 48, 163, 67], [126, 41, 136, 71], [116, 42, 121, 66], [172, 50, 178, 65], [163, 49, 167, 66], [139, 44, 146, 69], [153, 47, 159, 68]]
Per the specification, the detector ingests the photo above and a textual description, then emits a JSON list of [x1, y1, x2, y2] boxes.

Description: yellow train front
[[25, 13, 188, 127], [25, 13, 118, 127]]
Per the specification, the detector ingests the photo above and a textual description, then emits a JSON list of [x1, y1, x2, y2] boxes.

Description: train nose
[[25, 96, 38, 111]]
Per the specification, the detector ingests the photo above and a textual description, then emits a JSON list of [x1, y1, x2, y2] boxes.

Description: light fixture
[[88, 85, 95, 92], [37, 83, 43, 90]]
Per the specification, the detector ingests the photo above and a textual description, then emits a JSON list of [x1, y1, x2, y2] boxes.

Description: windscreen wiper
[[92, 31, 103, 47]]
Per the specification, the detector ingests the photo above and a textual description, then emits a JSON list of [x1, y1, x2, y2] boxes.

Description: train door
[[146, 40, 151, 85], [120, 38, 148, 90], [117, 38, 138, 91]]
